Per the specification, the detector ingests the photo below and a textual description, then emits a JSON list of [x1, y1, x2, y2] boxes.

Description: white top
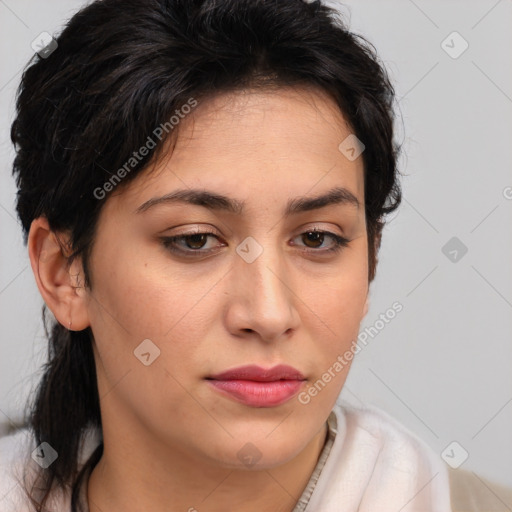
[[0, 402, 451, 511]]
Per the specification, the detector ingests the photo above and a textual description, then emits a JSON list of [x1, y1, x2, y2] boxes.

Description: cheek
[[297, 278, 365, 411], [90, 237, 187, 330], [306, 251, 368, 327], [87, 244, 223, 378], [306, 281, 365, 371], [299, 247, 368, 380], [86, 252, 215, 425]]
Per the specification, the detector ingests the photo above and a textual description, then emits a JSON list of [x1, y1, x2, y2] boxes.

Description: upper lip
[[208, 364, 305, 382]]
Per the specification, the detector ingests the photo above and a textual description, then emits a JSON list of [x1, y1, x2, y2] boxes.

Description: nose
[[225, 240, 300, 343]]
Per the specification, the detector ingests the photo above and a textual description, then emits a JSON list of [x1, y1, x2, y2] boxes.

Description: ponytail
[[24, 306, 101, 511]]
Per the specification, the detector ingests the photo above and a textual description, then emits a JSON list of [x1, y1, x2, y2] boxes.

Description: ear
[[362, 296, 369, 317], [27, 217, 90, 331]]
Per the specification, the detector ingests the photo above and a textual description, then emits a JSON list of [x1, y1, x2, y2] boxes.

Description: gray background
[[1, 0, 511, 488]]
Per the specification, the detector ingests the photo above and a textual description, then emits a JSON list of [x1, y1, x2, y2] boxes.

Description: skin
[[28, 86, 370, 512]]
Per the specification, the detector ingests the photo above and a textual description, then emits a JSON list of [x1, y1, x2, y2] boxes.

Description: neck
[[87, 420, 328, 512]]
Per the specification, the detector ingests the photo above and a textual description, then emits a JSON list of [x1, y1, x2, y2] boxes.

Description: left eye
[[291, 230, 349, 253]]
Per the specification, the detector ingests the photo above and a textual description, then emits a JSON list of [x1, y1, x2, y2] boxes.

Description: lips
[[208, 364, 305, 382], [206, 365, 306, 407]]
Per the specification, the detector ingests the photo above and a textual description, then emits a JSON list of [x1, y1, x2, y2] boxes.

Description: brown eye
[[161, 231, 225, 257], [302, 231, 325, 248], [291, 229, 350, 255], [184, 233, 209, 249]]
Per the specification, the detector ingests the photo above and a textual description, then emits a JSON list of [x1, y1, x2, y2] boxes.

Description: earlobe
[[362, 297, 369, 317], [28, 217, 90, 331]]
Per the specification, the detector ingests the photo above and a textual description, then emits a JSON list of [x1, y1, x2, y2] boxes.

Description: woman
[[1, 0, 510, 510]]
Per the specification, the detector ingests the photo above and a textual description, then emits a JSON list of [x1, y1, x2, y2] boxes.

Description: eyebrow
[[134, 186, 361, 216]]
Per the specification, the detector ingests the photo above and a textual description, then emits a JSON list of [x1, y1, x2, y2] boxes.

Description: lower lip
[[207, 379, 304, 407]]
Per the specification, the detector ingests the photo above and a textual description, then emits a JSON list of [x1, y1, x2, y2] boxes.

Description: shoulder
[[333, 401, 443, 465], [0, 426, 102, 512], [329, 403, 512, 511], [305, 402, 451, 511], [0, 427, 35, 511], [447, 466, 512, 511]]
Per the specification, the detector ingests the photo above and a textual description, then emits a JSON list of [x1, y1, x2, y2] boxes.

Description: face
[[80, 86, 368, 468]]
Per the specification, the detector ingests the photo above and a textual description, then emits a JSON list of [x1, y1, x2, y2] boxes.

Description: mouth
[[205, 364, 306, 408]]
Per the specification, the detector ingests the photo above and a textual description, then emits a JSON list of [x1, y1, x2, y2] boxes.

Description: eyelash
[[160, 228, 350, 258]]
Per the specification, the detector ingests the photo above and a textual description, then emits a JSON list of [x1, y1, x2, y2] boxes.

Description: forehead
[[106, 86, 365, 213], [170, 86, 356, 161]]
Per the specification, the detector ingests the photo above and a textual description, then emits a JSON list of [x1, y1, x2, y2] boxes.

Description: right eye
[[160, 231, 226, 257]]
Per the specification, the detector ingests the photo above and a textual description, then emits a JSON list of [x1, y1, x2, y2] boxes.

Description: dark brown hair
[[10, 0, 401, 509]]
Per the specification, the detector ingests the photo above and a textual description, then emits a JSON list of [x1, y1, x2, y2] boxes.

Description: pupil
[[187, 234, 207, 249], [305, 231, 323, 248]]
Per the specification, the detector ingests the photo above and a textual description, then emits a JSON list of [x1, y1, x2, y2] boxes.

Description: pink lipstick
[[206, 364, 306, 407]]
